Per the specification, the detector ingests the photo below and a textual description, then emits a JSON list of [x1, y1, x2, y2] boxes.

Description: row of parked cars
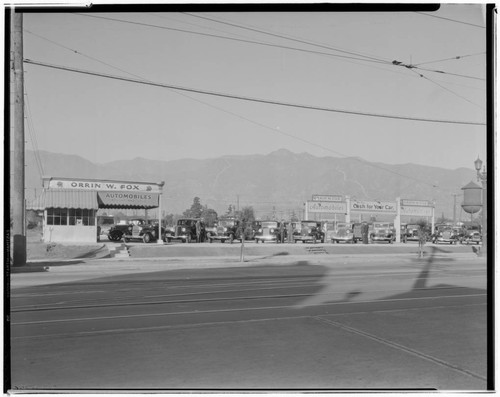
[[100, 217, 482, 246], [101, 218, 326, 244]]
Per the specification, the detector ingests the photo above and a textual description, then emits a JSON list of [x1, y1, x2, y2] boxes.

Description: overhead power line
[[71, 13, 390, 66], [24, 59, 486, 127], [414, 52, 486, 66], [183, 12, 392, 64], [73, 13, 480, 82], [24, 35, 455, 190], [415, 11, 486, 29]]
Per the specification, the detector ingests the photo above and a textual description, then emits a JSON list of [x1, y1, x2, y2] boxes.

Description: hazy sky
[[21, 4, 487, 170]]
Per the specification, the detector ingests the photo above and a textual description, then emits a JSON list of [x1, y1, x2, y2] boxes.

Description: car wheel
[[143, 233, 152, 243]]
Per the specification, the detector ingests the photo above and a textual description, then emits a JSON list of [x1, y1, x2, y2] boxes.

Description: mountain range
[[20, 149, 477, 220]]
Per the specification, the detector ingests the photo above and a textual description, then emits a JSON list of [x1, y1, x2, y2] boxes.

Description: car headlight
[[182, 227, 186, 232], [270, 228, 274, 233], [258, 228, 262, 232]]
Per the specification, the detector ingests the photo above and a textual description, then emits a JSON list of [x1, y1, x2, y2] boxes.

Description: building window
[[47, 208, 96, 226]]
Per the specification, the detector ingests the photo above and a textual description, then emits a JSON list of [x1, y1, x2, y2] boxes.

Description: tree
[[183, 197, 203, 218], [163, 213, 175, 227], [239, 206, 255, 223], [201, 207, 218, 227], [235, 206, 255, 240]]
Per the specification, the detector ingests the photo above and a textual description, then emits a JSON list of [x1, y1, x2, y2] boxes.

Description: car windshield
[[301, 221, 317, 227], [374, 223, 390, 228], [220, 220, 235, 227], [262, 222, 278, 228], [178, 220, 195, 226]]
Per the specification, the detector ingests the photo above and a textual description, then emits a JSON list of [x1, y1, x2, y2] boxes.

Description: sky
[[17, 3, 488, 171]]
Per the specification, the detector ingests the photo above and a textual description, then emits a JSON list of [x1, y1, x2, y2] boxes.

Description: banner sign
[[97, 191, 159, 208], [47, 178, 162, 193], [401, 199, 432, 207], [312, 194, 343, 202], [400, 206, 433, 217], [350, 200, 397, 213], [307, 201, 347, 214]]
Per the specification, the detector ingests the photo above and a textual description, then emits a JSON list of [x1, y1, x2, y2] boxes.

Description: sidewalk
[[10, 249, 484, 289]]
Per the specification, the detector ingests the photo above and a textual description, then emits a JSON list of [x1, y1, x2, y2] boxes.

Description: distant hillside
[[22, 149, 476, 220]]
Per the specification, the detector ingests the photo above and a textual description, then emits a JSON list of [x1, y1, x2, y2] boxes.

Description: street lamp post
[[474, 157, 487, 255]]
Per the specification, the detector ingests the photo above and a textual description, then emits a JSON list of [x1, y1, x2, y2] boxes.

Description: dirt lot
[[13, 228, 109, 261]]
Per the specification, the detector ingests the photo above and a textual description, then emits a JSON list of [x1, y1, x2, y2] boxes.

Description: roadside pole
[[395, 197, 401, 243], [157, 182, 164, 244], [12, 10, 26, 267], [239, 220, 245, 262]]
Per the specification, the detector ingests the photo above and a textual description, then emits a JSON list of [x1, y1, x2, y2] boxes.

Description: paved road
[[9, 253, 488, 391]]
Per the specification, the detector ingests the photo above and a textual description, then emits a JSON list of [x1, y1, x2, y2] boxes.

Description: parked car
[[250, 221, 262, 240], [208, 218, 242, 243], [352, 223, 364, 243], [331, 222, 354, 244], [108, 218, 164, 243], [254, 221, 282, 243], [370, 222, 395, 244], [432, 228, 458, 245], [463, 231, 482, 245], [166, 218, 206, 243], [293, 220, 325, 243], [403, 224, 421, 243]]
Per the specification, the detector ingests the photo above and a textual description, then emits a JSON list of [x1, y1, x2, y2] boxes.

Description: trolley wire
[[415, 11, 486, 29], [24, 59, 485, 127], [72, 13, 391, 66]]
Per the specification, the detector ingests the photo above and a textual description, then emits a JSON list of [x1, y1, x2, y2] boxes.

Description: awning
[[27, 189, 99, 210], [97, 191, 159, 209]]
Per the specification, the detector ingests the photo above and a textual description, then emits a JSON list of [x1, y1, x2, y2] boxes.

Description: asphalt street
[[9, 248, 489, 391]]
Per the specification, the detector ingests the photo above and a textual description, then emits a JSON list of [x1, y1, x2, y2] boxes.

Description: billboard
[[312, 195, 344, 202], [401, 199, 432, 207], [350, 200, 397, 214], [400, 206, 433, 217], [307, 201, 347, 214]]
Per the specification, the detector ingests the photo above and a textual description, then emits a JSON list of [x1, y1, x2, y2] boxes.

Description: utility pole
[[12, 10, 26, 267], [452, 194, 459, 225]]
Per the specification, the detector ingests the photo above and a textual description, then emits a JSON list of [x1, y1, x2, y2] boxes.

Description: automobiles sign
[[307, 201, 347, 213]]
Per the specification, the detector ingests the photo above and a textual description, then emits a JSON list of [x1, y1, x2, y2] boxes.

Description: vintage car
[[403, 224, 421, 243], [352, 223, 363, 243], [166, 218, 206, 243], [432, 228, 458, 245], [331, 222, 354, 243], [370, 222, 395, 243], [462, 231, 482, 245], [254, 221, 283, 243], [293, 220, 325, 243], [108, 218, 164, 243], [208, 218, 242, 243], [250, 221, 262, 240]]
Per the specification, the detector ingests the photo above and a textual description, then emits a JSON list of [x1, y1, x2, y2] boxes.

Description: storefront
[[28, 177, 164, 243]]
